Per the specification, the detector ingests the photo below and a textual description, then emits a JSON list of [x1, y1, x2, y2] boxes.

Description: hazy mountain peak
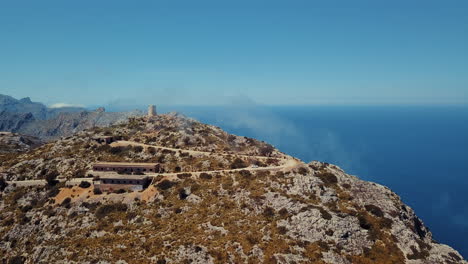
[[19, 97, 32, 103]]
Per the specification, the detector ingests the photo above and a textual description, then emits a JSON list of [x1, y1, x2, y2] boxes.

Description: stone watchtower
[[148, 105, 157, 117]]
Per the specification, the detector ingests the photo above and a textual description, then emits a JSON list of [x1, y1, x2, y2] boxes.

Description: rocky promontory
[[0, 114, 465, 263]]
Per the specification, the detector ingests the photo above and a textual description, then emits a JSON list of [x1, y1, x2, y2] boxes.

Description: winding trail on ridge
[[108, 141, 302, 184], [111, 140, 291, 161], [7, 140, 303, 187]]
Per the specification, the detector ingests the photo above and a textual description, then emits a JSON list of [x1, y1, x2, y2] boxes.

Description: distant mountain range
[[0, 94, 85, 120], [0, 94, 144, 140]]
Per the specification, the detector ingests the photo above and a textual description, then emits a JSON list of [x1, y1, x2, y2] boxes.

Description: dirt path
[[7, 179, 48, 187], [111, 140, 290, 161], [8, 141, 302, 187], [88, 152, 301, 185]]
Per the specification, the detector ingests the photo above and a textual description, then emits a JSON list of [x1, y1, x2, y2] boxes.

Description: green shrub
[[156, 180, 176, 190], [18, 212, 30, 225], [278, 208, 289, 218], [199, 173, 212, 180], [74, 169, 86, 178], [147, 147, 156, 154], [45, 170, 59, 186], [320, 208, 332, 220], [61, 197, 71, 207], [133, 146, 143, 153], [275, 171, 284, 178], [176, 173, 191, 179], [277, 226, 287, 234], [263, 207, 275, 219], [259, 144, 275, 156], [20, 205, 33, 213], [412, 216, 427, 239], [227, 135, 236, 142], [315, 171, 338, 186], [178, 188, 189, 200], [358, 215, 372, 230], [108, 146, 125, 155], [239, 170, 252, 178], [95, 203, 127, 219], [447, 252, 462, 262], [8, 255, 25, 264], [255, 170, 270, 178], [47, 186, 60, 198], [79, 181, 91, 189], [0, 177, 7, 191], [230, 158, 247, 169], [297, 167, 309, 175], [365, 204, 384, 217], [309, 164, 320, 170], [407, 245, 430, 260]]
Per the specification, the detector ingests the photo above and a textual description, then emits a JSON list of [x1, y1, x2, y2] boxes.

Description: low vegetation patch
[[178, 188, 189, 200], [0, 177, 7, 191], [199, 173, 212, 180], [156, 180, 177, 191], [45, 170, 60, 186], [297, 166, 309, 175], [230, 158, 247, 169], [78, 181, 91, 189], [95, 203, 128, 219], [176, 173, 192, 179], [61, 197, 71, 207], [365, 204, 384, 217], [315, 171, 338, 186]]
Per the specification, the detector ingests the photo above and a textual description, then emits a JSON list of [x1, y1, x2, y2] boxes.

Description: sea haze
[[149, 105, 467, 257]]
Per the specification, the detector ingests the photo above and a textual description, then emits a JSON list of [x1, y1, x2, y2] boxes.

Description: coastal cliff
[[0, 114, 465, 263]]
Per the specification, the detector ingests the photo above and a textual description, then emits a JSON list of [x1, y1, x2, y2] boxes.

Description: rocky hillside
[[0, 94, 144, 140], [0, 132, 43, 154], [0, 111, 36, 132], [0, 114, 465, 263], [0, 113, 284, 181]]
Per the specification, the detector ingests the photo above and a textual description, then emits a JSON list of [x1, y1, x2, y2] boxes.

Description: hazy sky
[[1, 0, 467, 106]]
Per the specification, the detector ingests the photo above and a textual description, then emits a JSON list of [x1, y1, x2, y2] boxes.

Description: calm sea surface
[[163, 105, 468, 257]]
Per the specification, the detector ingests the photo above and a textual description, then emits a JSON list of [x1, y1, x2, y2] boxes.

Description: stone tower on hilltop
[[148, 105, 157, 117]]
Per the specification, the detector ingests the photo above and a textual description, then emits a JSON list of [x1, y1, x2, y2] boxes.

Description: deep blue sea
[[164, 105, 468, 257], [111, 104, 468, 257]]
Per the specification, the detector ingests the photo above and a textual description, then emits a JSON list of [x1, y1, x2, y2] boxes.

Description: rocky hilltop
[[0, 94, 144, 140], [0, 132, 43, 154], [0, 114, 465, 263]]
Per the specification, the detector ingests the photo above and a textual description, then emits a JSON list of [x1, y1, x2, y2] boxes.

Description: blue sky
[[0, 0, 467, 106]]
